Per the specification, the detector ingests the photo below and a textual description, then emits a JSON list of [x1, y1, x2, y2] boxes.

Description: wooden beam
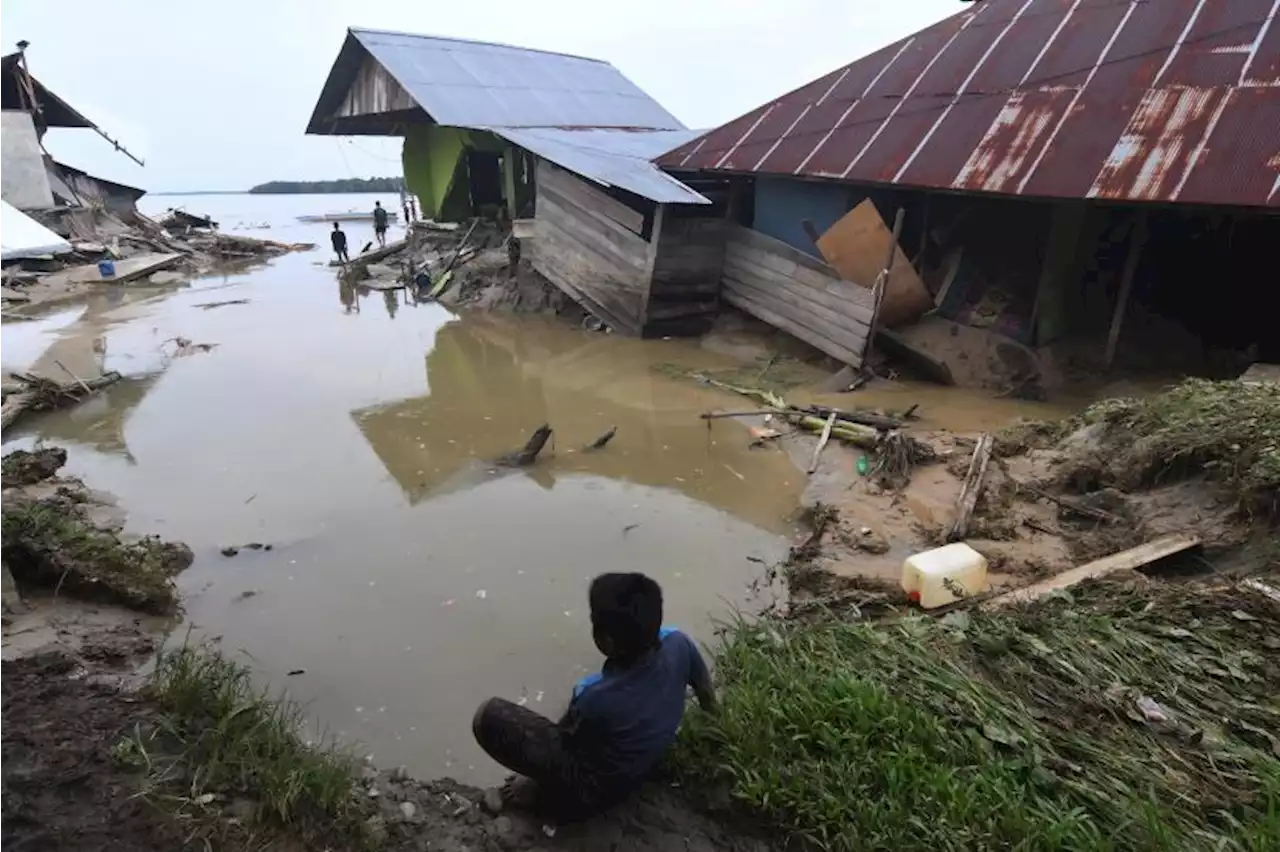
[[983, 533, 1201, 608], [1104, 211, 1147, 370], [947, 433, 992, 541]]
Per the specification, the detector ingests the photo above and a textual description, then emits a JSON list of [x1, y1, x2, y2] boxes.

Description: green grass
[[1, 501, 187, 612], [674, 576, 1280, 851], [122, 643, 367, 847], [1081, 379, 1280, 517]]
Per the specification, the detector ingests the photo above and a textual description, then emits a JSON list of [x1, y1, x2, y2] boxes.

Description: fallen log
[[796, 415, 879, 450], [583, 426, 617, 451], [496, 425, 553, 467], [800, 404, 905, 431], [947, 433, 993, 542]]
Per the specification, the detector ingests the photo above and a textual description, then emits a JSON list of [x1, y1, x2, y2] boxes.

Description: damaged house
[[2, 50, 146, 218], [305, 29, 730, 337], [659, 0, 1280, 385]]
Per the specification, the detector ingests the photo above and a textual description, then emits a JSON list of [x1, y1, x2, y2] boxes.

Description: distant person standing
[[373, 201, 389, 248], [330, 222, 350, 264], [407, 195, 418, 223], [399, 187, 410, 225]]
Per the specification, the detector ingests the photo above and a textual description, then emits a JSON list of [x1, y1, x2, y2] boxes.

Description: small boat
[[297, 211, 400, 223]]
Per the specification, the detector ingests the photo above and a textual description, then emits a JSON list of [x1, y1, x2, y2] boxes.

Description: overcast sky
[[1, 0, 959, 192]]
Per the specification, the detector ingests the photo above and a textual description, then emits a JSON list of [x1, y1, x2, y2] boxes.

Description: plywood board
[[984, 533, 1201, 608], [816, 199, 932, 328]]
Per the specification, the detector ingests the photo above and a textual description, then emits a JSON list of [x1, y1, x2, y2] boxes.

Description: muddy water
[[2, 194, 802, 783]]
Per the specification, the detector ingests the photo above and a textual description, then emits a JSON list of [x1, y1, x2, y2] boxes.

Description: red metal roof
[[659, 0, 1280, 208]]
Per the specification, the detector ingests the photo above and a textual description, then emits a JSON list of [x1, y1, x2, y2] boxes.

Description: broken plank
[[53, 253, 182, 285], [807, 412, 837, 474], [947, 433, 992, 542], [329, 239, 408, 268], [983, 533, 1202, 608]]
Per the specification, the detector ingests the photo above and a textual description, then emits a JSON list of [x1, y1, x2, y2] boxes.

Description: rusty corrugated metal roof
[[659, 0, 1280, 208]]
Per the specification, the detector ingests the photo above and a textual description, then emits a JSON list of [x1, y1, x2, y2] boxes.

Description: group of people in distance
[[328, 198, 398, 264]]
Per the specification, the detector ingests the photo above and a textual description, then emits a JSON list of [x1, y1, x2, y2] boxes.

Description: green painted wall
[[401, 127, 509, 222]]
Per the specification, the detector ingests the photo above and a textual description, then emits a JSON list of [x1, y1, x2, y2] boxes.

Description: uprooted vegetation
[[675, 574, 1280, 851], [1064, 379, 1280, 519], [1, 447, 192, 612]]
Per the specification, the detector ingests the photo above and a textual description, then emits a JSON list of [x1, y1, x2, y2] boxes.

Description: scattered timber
[[807, 412, 838, 474], [495, 425, 553, 467], [2, 371, 121, 432], [983, 533, 1202, 608], [947, 433, 993, 541], [583, 426, 617, 451]]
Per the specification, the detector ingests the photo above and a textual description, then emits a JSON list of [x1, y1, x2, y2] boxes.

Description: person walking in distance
[[373, 201, 389, 248], [330, 222, 350, 264]]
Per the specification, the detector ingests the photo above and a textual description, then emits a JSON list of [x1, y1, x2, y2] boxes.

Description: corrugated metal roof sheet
[[1, 200, 72, 261], [488, 127, 709, 204], [346, 29, 683, 130], [659, 0, 1280, 208]]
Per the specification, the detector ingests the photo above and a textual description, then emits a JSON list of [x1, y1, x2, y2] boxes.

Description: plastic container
[[901, 542, 989, 609], [97, 259, 116, 279]]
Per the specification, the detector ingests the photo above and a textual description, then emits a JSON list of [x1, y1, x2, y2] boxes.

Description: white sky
[[1, 0, 960, 192]]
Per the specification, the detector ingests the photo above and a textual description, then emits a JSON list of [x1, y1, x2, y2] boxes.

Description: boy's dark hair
[[589, 573, 662, 660]]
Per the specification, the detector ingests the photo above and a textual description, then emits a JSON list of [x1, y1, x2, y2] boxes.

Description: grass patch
[[1080, 379, 1280, 518], [1, 500, 189, 612], [123, 643, 367, 847], [674, 575, 1280, 851]]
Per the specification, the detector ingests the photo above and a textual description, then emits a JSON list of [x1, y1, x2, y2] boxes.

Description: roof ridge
[[348, 27, 612, 66]]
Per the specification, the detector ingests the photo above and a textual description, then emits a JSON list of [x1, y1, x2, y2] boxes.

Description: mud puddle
[[2, 194, 804, 784]]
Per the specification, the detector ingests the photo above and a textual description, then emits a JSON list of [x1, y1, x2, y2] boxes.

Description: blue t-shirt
[[564, 629, 709, 784]]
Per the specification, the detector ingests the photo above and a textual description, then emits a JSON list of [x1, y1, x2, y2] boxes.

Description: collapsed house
[[657, 0, 1280, 383], [1, 50, 146, 217], [305, 29, 731, 336]]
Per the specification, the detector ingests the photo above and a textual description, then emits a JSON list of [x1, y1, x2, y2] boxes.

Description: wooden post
[[1104, 211, 1148, 370], [866, 207, 906, 361]]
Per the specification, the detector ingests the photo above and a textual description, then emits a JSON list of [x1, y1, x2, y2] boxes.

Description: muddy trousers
[[472, 697, 620, 821]]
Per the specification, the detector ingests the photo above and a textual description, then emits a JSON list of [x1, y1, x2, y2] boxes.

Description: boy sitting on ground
[[472, 572, 717, 820]]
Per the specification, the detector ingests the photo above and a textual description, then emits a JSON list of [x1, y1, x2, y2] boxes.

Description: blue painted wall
[[753, 176, 852, 258]]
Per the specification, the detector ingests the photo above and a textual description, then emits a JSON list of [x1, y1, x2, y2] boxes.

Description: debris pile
[[2, 369, 121, 431], [1, 206, 313, 314], [337, 218, 575, 319]]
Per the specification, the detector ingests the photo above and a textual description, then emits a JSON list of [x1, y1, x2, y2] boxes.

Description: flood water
[[2, 194, 803, 782]]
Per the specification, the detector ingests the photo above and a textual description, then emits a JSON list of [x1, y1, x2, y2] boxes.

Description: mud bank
[[2, 641, 778, 852]]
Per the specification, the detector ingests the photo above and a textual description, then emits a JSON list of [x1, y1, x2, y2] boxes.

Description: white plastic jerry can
[[901, 542, 989, 609]]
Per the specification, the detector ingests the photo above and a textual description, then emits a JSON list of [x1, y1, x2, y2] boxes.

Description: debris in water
[[623, 523, 640, 535], [475, 589, 487, 599], [193, 298, 250, 310], [287, 669, 305, 676], [441, 599, 455, 607], [233, 589, 258, 601], [165, 337, 219, 358], [221, 546, 239, 557], [724, 464, 746, 481]]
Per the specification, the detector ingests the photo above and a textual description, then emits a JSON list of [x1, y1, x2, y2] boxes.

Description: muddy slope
[[2, 646, 777, 852]]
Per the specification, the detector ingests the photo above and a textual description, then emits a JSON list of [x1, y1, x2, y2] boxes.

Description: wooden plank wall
[[643, 214, 726, 337], [721, 224, 874, 367], [530, 162, 650, 335]]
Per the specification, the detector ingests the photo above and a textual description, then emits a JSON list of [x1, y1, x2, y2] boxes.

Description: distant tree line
[[248, 177, 405, 194]]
